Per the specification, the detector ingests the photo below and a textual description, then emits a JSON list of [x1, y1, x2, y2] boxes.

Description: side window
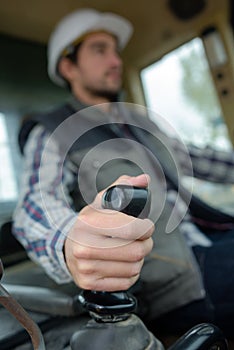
[[0, 112, 19, 222], [141, 37, 232, 151], [141, 38, 234, 214]]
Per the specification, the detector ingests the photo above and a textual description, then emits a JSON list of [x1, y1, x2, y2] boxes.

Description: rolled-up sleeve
[[13, 125, 77, 284]]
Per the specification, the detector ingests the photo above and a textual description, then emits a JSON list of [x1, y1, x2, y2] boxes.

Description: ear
[[58, 57, 77, 83]]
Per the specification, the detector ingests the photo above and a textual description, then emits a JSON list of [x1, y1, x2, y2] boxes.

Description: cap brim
[[91, 12, 133, 49]]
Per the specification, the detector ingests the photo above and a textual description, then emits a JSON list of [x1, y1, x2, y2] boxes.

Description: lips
[[107, 71, 122, 81]]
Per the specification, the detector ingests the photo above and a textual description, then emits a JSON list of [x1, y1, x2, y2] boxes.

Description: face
[[62, 32, 123, 103]]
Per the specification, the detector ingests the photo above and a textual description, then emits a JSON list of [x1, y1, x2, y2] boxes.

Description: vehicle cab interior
[[0, 0, 234, 349]]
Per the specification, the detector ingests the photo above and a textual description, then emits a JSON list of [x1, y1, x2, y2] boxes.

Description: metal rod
[[0, 282, 46, 350]]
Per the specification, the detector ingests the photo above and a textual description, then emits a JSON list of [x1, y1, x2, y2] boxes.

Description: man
[[13, 8, 234, 336]]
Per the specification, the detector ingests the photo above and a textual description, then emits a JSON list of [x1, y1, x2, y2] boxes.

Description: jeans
[[148, 229, 234, 338]]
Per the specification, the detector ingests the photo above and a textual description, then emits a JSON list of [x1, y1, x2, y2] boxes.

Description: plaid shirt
[[13, 124, 234, 283]]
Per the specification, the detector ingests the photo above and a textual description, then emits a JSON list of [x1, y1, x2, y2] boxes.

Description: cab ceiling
[[0, 0, 230, 64]]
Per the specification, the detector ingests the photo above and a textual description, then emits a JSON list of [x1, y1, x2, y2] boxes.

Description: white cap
[[48, 8, 133, 87]]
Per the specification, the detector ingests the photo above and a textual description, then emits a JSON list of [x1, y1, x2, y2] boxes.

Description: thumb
[[120, 174, 150, 188]]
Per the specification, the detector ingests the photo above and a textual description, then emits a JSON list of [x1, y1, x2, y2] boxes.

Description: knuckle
[[131, 260, 143, 276], [78, 261, 96, 275], [141, 219, 154, 237], [73, 245, 92, 260], [148, 237, 154, 252], [121, 279, 133, 291], [79, 278, 95, 291], [132, 244, 146, 262], [147, 221, 155, 236], [125, 275, 139, 290]]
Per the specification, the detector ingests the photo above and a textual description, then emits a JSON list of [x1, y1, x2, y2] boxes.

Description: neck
[[72, 88, 119, 112], [72, 91, 113, 113]]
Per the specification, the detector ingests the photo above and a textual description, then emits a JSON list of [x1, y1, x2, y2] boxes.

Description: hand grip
[[79, 185, 151, 321]]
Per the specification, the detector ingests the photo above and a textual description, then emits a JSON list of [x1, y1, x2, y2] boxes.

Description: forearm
[[13, 199, 76, 283], [13, 125, 77, 283]]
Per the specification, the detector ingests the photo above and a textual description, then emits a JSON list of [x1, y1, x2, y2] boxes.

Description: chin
[[95, 89, 120, 102]]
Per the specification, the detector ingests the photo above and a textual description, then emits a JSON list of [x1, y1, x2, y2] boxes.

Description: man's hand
[[64, 174, 154, 291]]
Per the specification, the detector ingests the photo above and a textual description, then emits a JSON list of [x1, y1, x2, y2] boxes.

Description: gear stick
[[70, 184, 164, 350]]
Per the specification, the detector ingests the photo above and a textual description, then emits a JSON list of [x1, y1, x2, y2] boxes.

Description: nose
[[109, 50, 122, 68]]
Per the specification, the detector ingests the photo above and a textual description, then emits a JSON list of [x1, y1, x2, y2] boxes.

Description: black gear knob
[[102, 185, 151, 218]]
